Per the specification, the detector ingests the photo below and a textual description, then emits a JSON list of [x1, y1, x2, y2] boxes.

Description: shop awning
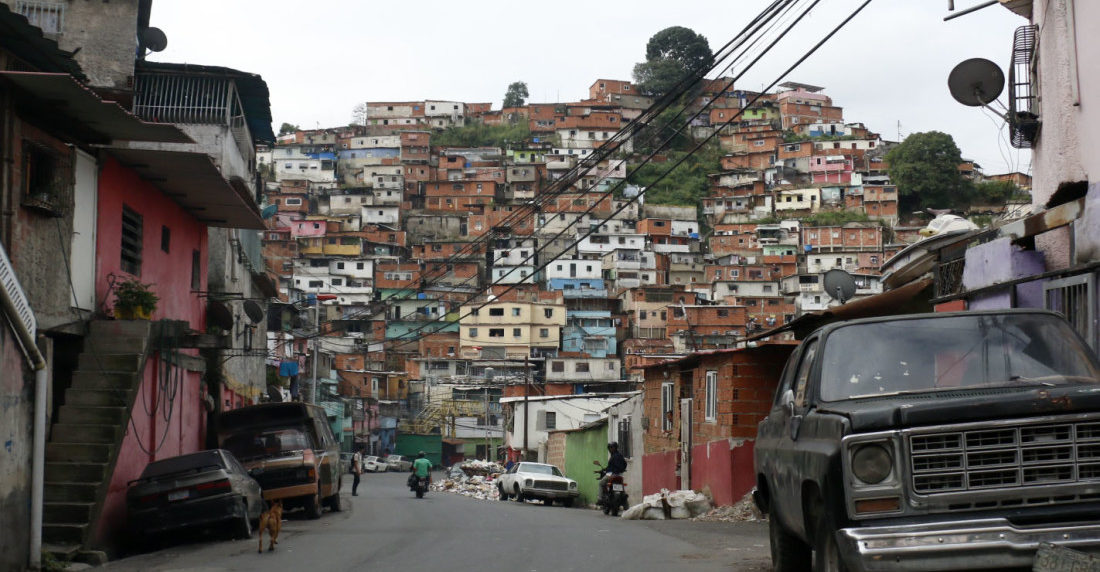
[[0, 71, 192, 144], [107, 148, 265, 229]]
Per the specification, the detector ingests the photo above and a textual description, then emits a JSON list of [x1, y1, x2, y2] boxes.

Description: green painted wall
[[563, 423, 608, 506], [395, 434, 443, 466]]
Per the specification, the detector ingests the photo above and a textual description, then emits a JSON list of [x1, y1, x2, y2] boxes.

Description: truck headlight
[[569, 482, 577, 489], [851, 444, 892, 484]]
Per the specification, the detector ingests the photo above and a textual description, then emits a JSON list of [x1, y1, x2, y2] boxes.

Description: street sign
[[1034, 543, 1100, 572]]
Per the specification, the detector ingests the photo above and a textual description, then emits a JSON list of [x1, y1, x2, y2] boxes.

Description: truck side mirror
[[782, 389, 796, 417]]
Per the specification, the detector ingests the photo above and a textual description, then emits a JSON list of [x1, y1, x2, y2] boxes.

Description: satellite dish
[[141, 27, 168, 53], [823, 269, 857, 304], [206, 300, 234, 330], [243, 300, 265, 324], [948, 58, 1005, 107]]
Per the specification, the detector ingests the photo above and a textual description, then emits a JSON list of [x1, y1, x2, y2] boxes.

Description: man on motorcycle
[[597, 442, 627, 502], [412, 451, 432, 480]]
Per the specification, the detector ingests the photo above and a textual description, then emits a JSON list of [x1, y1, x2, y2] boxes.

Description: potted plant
[[113, 278, 159, 320]]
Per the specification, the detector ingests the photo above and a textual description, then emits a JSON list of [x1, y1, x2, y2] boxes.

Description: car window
[[507, 464, 518, 474], [771, 350, 798, 409], [792, 339, 819, 408]]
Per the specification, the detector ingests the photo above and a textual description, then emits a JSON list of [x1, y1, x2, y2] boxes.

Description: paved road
[[103, 471, 771, 571]]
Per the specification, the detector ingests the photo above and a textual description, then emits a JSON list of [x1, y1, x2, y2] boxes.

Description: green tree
[[885, 131, 973, 212], [972, 180, 1023, 205], [632, 26, 713, 98], [278, 122, 299, 136], [431, 121, 531, 149], [502, 81, 529, 108]]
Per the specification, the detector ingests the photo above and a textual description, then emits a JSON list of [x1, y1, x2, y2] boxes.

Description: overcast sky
[[149, 0, 1030, 175]]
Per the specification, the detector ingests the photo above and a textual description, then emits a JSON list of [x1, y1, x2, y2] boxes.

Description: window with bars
[[14, 1, 64, 34], [1044, 273, 1097, 350], [120, 206, 143, 275]]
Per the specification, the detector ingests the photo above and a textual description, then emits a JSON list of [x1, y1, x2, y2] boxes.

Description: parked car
[[754, 310, 1100, 571], [217, 402, 343, 519], [385, 454, 412, 472], [497, 462, 579, 506], [363, 455, 388, 473], [126, 449, 263, 543]]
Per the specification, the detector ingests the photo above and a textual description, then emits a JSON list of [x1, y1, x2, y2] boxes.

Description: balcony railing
[[133, 72, 255, 167]]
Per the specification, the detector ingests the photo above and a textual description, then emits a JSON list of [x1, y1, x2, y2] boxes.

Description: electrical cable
[[373, 0, 841, 350], [271, 0, 808, 355]]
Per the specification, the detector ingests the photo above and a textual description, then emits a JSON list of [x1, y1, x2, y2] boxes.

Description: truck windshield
[[221, 427, 312, 461], [819, 314, 1100, 401]]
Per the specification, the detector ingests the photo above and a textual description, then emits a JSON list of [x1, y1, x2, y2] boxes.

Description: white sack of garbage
[[620, 488, 712, 520]]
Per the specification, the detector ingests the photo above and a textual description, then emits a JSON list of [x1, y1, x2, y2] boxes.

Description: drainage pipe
[[0, 245, 48, 569]]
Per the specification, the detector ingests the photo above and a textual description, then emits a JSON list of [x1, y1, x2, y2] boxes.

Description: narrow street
[[102, 472, 770, 571]]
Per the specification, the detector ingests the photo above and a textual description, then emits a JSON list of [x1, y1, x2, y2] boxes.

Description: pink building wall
[[290, 220, 327, 238], [92, 156, 210, 547]]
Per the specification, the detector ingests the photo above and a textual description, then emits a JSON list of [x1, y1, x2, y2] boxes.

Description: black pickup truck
[[754, 310, 1100, 572]]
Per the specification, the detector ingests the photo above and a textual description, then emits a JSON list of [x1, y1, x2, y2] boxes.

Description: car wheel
[[304, 484, 323, 519], [603, 503, 611, 515], [513, 486, 524, 502], [811, 500, 849, 572], [497, 484, 509, 500], [541, 498, 552, 506], [770, 515, 811, 572], [562, 498, 574, 508], [233, 500, 253, 539], [328, 489, 343, 512]]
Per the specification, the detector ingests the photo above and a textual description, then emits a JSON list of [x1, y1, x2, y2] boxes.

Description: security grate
[[1044, 273, 1098, 350], [13, 1, 63, 34], [1008, 24, 1040, 148]]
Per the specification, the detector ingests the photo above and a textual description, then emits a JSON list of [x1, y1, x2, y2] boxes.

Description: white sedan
[[497, 462, 579, 506], [362, 455, 388, 473], [385, 455, 412, 471]]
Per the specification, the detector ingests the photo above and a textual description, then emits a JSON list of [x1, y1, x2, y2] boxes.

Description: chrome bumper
[[837, 518, 1100, 571]]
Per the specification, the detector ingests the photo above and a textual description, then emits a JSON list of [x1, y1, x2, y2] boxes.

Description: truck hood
[[819, 384, 1100, 432]]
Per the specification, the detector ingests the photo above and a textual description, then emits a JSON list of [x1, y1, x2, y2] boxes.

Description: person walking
[[351, 445, 365, 496]]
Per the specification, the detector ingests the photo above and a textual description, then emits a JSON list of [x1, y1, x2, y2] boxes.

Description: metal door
[[680, 398, 693, 490], [71, 149, 98, 310]]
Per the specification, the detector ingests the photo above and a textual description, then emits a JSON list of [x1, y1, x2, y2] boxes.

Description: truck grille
[[910, 420, 1100, 494], [533, 480, 568, 491]]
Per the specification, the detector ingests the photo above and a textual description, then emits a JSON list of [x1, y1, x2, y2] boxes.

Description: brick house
[[640, 342, 796, 505]]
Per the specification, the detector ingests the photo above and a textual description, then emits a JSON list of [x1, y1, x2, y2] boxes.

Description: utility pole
[[484, 386, 490, 461], [523, 355, 530, 460], [311, 302, 319, 404]]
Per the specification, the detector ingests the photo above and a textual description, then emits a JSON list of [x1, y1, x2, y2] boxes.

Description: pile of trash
[[620, 489, 712, 520], [429, 460, 502, 501], [458, 459, 504, 478], [692, 491, 763, 522]]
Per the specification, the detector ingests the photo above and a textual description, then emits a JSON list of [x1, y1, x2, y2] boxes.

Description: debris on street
[[621, 489, 712, 520], [430, 460, 502, 501], [692, 491, 764, 522]]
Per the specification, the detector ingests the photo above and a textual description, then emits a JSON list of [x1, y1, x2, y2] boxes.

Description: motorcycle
[[407, 473, 429, 498], [593, 461, 629, 516]]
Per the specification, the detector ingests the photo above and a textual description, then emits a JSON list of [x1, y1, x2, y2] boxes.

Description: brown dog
[[257, 499, 282, 553]]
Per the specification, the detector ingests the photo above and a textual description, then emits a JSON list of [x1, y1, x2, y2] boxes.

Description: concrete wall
[[1026, 0, 1100, 267], [57, 0, 140, 91], [0, 325, 32, 571]]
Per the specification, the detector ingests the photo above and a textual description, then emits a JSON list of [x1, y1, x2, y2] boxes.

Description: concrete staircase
[[42, 320, 151, 553]]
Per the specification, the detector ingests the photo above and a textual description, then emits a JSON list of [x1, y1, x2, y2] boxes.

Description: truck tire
[[769, 515, 811, 572], [304, 484, 323, 519], [498, 484, 509, 500], [811, 500, 849, 572]]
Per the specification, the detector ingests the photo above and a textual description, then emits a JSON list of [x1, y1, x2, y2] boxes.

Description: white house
[[502, 394, 632, 461]]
